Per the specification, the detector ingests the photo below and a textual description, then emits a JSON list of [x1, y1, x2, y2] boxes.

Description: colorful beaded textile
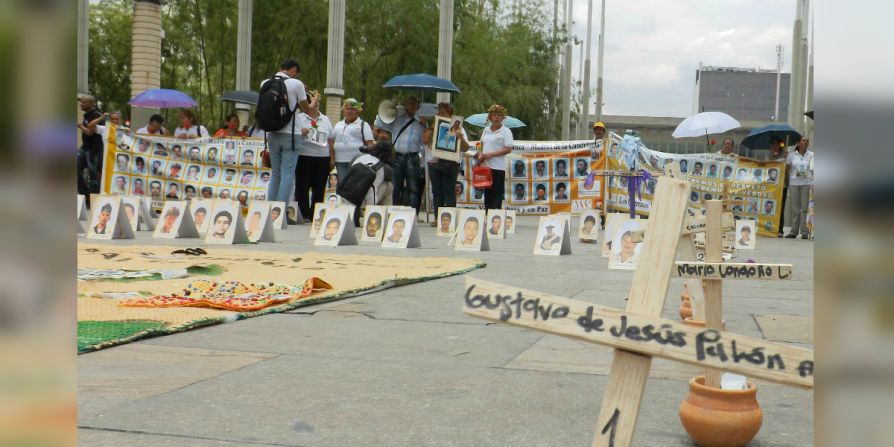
[[120, 277, 333, 312]]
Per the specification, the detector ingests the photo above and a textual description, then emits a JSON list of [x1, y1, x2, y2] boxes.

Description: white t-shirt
[[136, 125, 166, 136], [173, 125, 209, 139], [259, 71, 308, 133], [786, 150, 814, 186], [296, 113, 334, 157], [330, 118, 373, 163], [480, 125, 514, 171]]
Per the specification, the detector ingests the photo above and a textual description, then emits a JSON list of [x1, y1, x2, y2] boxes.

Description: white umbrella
[[672, 112, 740, 143]]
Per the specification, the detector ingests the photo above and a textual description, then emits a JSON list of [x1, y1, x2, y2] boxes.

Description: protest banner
[[605, 134, 785, 237], [100, 131, 271, 215], [456, 139, 606, 215]]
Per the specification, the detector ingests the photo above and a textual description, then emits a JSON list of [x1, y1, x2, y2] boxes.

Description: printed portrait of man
[[170, 144, 183, 160], [206, 146, 218, 163], [767, 168, 779, 183], [737, 224, 752, 247], [533, 160, 547, 179], [188, 146, 202, 162], [722, 165, 733, 179], [553, 159, 569, 178], [387, 218, 406, 243], [115, 153, 130, 172], [707, 163, 718, 178], [752, 169, 764, 182], [201, 187, 214, 199], [365, 212, 382, 237], [513, 183, 527, 201], [512, 160, 527, 178], [679, 159, 689, 173], [93, 203, 113, 234], [113, 176, 127, 193], [132, 178, 145, 195], [763, 199, 775, 215], [149, 180, 162, 198], [184, 185, 197, 200], [219, 188, 231, 199], [206, 166, 218, 180], [165, 182, 180, 199], [736, 168, 748, 181], [438, 212, 452, 234], [133, 156, 146, 174], [193, 207, 207, 227], [581, 215, 597, 235], [534, 183, 548, 201], [160, 206, 180, 234], [322, 218, 341, 241], [460, 217, 479, 246], [554, 182, 568, 201], [488, 214, 502, 236], [539, 224, 561, 250], [271, 207, 282, 224], [210, 211, 232, 239], [241, 149, 255, 166], [186, 165, 201, 181], [168, 163, 183, 179], [575, 158, 589, 178], [505, 215, 514, 233], [692, 161, 704, 176]]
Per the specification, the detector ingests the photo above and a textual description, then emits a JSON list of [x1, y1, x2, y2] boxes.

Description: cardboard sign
[[578, 210, 600, 242], [602, 213, 635, 257], [462, 277, 814, 388], [309, 203, 333, 238], [381, 209, 420, 248], [264, 201, 286, 229], [454, 209, 489, 252], [486, 209, 506, 240], [153, 200, 200, 239], [735, 219, 757, 250], [361, 206, 387, 242], [78, 195, 88, 220], [244, 201, 275, 243], [674, 262, 792, 280], [205, 200, 249, 244], [285, 201, 303, 226], [436, 207, 458, 237], [189, 199, 214, 235], [533, 215, 571, 256], [86, 195, 134, 240], [608, 219, 647, 270], [314, 206, 358, 247], [504, 210, 517, 235]]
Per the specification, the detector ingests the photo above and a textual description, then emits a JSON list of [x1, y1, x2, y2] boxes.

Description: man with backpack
[[257, 59, 318, 202]]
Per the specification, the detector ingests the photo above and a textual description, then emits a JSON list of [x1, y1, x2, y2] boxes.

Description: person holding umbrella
[[785, 137, 813, 239], [476, 104, 514, 210]]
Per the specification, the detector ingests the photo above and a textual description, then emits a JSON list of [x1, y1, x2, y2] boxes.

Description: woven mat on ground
[[77, 244, 484, 353]]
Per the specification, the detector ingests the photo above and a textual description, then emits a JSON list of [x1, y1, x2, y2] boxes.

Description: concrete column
[[324, 0, 346, 121], [77, 0, 89, 95], [595, 0, 605, 122], [235, 0, 253, 125], [436, 0, 455, 105], [130, 0, 163, 128], [581, 0, 593, 138], [560, 0, 573, 140]]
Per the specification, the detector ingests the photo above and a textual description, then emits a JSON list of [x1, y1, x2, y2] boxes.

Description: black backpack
[[337, 158, 384, 206], [256, 75, 294, 132]]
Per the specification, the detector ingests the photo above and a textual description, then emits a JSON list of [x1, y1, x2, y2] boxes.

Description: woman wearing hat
[[476, 104, 514, 209]]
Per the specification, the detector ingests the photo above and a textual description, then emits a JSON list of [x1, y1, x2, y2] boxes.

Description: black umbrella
[[741, 124, 802, 149], [804, 110, 814, 120], [220, 90, 259, 105]]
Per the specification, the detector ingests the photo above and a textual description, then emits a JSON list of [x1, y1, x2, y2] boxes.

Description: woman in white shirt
[[174, 109, 209, 139], [295, 97, 334, 220], [784, 137, 814, 239], [329, 98, 375, 181], [475, 104, 514, 209]]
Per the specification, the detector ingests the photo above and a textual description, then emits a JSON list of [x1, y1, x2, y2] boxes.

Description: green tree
[[88, 0, 132, 116]]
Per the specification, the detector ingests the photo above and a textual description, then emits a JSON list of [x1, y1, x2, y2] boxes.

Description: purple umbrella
[[128, 88, 197, 108]]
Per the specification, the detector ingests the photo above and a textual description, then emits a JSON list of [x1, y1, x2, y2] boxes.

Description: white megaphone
[[377, 99, 397, 124]]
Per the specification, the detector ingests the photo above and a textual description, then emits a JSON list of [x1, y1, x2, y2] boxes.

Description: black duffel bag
[[336, 157, 384, 206]]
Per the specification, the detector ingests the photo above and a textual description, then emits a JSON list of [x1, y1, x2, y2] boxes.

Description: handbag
[[337, 157, 384, 206], [472, 159, 493, 190]]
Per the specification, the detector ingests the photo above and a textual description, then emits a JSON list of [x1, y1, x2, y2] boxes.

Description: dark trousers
[[778, 186, 788, 235], [429, 160, 459, 216], [78, 146, 102, 206], [295, 155, 330, 220], [484, 169, 506, 210], [392, 152, 421, 208]]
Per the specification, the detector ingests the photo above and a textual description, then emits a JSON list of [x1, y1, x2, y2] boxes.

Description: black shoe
[[777, 232, 784, 238], [785, 234, 797, 238], [801, 234, 809, 240]]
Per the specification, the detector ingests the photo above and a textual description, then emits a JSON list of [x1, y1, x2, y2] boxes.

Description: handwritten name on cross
[[462, 179, 813, 447]]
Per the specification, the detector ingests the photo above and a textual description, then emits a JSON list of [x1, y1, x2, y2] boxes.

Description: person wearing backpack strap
[[257, 59, 316, 202]]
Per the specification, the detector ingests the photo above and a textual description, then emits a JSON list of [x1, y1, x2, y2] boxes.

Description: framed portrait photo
[[431, 115, 463, 162]]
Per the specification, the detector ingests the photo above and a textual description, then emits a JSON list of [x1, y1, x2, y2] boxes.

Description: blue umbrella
[[128, 88, 198, 108], [383, 74, 461, 93], [741, 124, 802, 149], [465, 113, 526, 129]]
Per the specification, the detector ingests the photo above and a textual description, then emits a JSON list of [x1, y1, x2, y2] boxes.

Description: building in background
[[600, 115, 775, 156], [692, 64, 791, 122]]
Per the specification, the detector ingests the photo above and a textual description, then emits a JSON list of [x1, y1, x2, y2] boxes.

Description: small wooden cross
[[462, 177, 813, 447]]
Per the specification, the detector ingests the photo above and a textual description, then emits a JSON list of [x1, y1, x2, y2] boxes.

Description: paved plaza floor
[[78, 214, 813, 446]]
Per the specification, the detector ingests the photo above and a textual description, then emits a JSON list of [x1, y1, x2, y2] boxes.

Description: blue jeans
[[267, 132, 300, 202]]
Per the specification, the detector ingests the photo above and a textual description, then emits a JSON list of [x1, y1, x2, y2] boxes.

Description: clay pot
[[683, 317, 725, 330], [679, 298, 692, 320], [679, 375, 762, 447]]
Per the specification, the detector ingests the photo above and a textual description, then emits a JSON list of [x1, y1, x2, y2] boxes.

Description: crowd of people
[[79, 57, 812, 238]]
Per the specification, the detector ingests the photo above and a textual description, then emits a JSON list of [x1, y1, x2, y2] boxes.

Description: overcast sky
[[563, 0, 800, 117]]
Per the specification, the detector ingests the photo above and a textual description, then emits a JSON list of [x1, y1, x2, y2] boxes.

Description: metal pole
[[774, 44, 783, 121], [561, 0, 574, 140], [324, 0, 346, 121], [595, 0, 605, 122], [581, 0, 593, 139], [577, 38, 584, 138]]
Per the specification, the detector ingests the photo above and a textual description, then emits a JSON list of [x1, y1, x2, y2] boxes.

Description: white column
[[235, 0, 253, 124], [77, 0, 89, 95], [560, 0, 574, 140], [130, 0, 163, 127], [581, 0, 593, 138], [436, 0, 456, 104], [595, 0, 605, 122], [325, 0, 346, 121]]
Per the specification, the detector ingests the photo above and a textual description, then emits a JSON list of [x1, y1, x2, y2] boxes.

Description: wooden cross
[[587, 169, 647, 218], [462, 177, 813, 447]]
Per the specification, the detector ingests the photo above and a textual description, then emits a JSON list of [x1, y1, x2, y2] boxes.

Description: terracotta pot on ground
[[683, 317, 725, 330], [679, 297, 692, 320], [679, 375, 763, 447]]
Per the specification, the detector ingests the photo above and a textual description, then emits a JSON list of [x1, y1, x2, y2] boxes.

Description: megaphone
[[377, 99, 397, 124]]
